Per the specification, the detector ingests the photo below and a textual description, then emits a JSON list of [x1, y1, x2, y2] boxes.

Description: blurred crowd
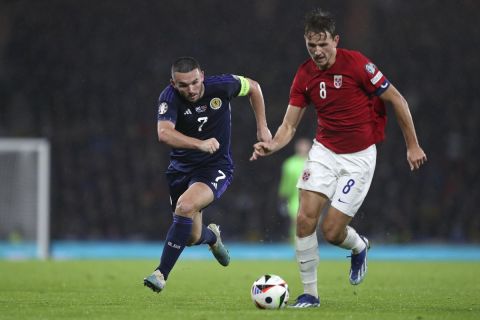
[[0, 0, 479, 242]]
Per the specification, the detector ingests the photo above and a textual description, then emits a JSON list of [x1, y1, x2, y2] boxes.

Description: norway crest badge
[[302, 169, 311, 182], [334, 75, 342, 89]]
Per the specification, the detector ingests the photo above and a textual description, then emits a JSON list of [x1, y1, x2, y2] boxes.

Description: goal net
[[0, 138, 50, 259]]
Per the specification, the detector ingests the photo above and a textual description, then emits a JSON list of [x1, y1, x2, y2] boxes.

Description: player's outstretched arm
[[380, 85, 427, 171], [244, 78, 272, 143], [250, 105, 305, 161], [157, 120, 220, 154]]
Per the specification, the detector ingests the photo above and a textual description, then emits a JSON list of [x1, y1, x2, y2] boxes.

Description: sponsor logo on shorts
[[302, 169, 311, 181]]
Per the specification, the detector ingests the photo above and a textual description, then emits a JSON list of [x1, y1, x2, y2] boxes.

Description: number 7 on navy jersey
[[197, 116, 208, 132]]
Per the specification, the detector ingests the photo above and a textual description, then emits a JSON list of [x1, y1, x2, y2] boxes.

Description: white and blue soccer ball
[[251, 274, 289, 309]]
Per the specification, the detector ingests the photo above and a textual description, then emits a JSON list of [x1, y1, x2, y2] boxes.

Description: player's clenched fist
[[250, 141, 275, 161], [199, 138, 220, 154]]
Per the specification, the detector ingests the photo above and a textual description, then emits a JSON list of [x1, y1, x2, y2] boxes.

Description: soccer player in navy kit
[[144, 57, 271, 293], [251, 9, 427, 307]]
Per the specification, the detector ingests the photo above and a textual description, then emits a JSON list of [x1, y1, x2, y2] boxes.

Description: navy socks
[[158, 215, 193, 280], [193, 225, 217, 246]]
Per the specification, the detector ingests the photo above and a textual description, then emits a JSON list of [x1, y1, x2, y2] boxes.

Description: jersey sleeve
[[288, 66, 309, 108], [351, 52, 389, 143], [232, 75, 250, 96], [206, 74, 244, 99], [352, 52, 390, 96], [156, 86, 178, 124]]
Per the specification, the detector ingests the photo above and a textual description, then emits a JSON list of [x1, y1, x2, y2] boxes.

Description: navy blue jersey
[[157, 74, 243, 173]]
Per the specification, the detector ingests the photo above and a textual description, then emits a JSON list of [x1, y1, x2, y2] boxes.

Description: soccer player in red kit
[[250, 9, 427, 308]]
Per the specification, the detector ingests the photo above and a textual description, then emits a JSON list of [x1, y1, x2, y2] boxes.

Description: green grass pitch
[[0, 260, 479, 319]]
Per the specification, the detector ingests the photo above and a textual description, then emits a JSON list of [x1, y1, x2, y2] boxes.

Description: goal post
[[0, 138, 51, 259]]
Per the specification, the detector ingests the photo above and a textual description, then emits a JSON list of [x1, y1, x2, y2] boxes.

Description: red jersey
[[289, 48, 389, 153]]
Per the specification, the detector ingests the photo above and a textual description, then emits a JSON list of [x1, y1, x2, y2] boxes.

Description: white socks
[[295, 232, 319, 298], [338, 226, 366, 254], [295, 227, 365, 298]]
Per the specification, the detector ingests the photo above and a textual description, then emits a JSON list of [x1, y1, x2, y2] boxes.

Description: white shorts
[[296, 140, 377, 217]]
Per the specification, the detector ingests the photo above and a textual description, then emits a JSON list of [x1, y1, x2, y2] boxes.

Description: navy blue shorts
[[166, 167, 233, 211]]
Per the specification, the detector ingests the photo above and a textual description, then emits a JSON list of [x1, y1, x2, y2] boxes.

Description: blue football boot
[[349, 236, 370, 285]]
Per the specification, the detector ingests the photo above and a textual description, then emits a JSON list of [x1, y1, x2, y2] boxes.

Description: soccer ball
[[251, 274, 289, 309]]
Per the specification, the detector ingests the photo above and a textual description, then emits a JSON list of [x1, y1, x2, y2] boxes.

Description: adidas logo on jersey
[[184, 109, 192, 115]]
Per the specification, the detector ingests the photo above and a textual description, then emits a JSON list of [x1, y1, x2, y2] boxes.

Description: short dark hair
[[304, 8, 337, 37], [171, 56, 201, 75]]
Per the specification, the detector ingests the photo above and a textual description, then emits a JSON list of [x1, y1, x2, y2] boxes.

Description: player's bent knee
[[296, 213, 317, 237], [175, 200, 196, 217]]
